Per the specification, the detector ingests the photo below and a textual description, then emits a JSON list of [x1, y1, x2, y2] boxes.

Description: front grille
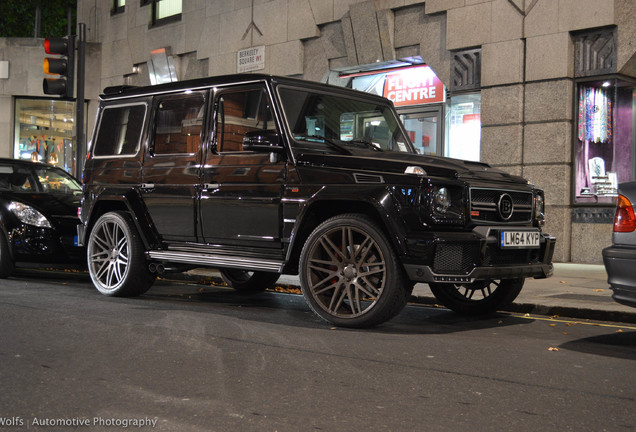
[[470, 188, 533, 223], [433, 243, 480, 273], [433, 241, 542, 275]]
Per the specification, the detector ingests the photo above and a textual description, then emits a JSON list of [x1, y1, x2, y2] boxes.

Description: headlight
[[434, 187, 451, 213], [8, 201, 52, 228], [534, 191, 545, 227]]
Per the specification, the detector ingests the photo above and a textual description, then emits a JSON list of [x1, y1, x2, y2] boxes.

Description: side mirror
[[242, 130, 285, 154]]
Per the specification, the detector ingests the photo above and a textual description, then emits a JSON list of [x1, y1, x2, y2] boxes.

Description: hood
[[1, 191, 80, 217], [295, 148, 528, 184]]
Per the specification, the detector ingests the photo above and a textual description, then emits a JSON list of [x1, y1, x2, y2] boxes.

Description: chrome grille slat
[[470, 187, 533, 223]]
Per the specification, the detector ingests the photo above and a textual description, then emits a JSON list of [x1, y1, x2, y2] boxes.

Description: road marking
[[515, 313, 636, 330]]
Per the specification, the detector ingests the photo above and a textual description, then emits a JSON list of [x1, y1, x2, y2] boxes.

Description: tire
[[87, 211, 155, 297], [429, 278, 524, 315], [220, 269, 280, 293], [299, 214, 408, 328], [0, 231, 14, 278]]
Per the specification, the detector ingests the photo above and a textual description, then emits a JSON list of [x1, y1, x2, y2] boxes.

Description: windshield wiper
[[293, 134, 352, 155], [345, 139, 384, 152]]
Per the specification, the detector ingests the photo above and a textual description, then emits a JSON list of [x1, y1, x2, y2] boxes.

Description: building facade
[[1, 0, 636, 264]]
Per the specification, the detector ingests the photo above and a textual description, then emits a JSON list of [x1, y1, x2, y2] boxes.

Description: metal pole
[[34, 5, 41, 38], [75, 23, 86, 178], [67, 8, 72, 37]]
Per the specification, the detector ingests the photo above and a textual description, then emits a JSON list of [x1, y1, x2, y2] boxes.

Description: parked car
[[0, 158, 84, 277], [603, 181, 636, 308], [79, 74, 556, 328]]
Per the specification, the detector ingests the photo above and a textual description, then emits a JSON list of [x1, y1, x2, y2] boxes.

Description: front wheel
[[87, 211, 155, 297], [299, 214, 408, 328], [219, 269, 280, 293], [429, 278, 524, 315]]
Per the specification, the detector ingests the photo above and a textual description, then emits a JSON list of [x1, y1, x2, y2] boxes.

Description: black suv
[[79, 74, 555, 327]]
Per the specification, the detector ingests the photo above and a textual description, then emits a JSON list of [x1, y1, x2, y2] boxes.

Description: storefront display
[[13, 98, 77, 175], [446, 93, 481, 162], [574, 81, 635, 204]]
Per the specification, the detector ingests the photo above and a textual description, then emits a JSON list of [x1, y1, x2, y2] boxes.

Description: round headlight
[[434, 187, 451, 213]]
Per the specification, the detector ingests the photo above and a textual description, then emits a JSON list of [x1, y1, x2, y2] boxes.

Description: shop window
[[574, 80, 635, 204], [13, 98, 78, 174], [112, 0, 125, 15], [445, 93, 481, 162], [146, 0, 182, 27]]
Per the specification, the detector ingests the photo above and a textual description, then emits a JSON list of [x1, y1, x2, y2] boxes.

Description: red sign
[[383, 66, 445, 107], [462, 113, 481, 123]]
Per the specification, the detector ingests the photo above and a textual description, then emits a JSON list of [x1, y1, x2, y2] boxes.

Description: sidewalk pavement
[[174, 263, 636, 324]]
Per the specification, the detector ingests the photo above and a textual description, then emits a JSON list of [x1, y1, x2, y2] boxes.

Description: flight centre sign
[[383, 66, 445, 107]]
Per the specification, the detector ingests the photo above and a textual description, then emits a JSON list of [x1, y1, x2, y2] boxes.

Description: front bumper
[[602, 245, 636, 308], [10, 224, 84, 263], [403, 226, 556, 284]]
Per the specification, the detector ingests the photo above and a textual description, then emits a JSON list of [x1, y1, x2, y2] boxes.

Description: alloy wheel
[[305, 225, 387, 318]]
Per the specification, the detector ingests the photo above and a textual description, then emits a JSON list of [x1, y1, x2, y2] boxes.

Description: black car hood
[[295, 149, 528, 184], [1, 191, 80, 217]]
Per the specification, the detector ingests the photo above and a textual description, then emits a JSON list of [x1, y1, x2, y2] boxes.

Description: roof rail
[[102, 85, 138, 95]]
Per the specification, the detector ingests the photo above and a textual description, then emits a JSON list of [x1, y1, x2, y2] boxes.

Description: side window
[[8, 170, 36, 191], [153, 92, 205, 155], [216, 88, 277, 153], [93, 104, 146, 157]]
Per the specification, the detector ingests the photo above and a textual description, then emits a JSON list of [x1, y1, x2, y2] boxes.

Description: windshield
[[278, 87, 414, 154], [0, 163, 81, 195]]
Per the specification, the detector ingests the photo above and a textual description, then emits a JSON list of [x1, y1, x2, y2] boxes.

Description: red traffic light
[[44, 37, 70, 55]]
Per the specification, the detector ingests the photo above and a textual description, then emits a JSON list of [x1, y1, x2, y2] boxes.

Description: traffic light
[[43, 36, 75, 99]]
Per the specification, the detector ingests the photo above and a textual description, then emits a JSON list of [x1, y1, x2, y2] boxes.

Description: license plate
[[500, 230, 540, 249]]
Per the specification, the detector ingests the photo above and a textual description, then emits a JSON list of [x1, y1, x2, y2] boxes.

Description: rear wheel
[[299, 214, 408, 328], [87, 211, 155, 296], [0, 231, 14, 278], [219, 269, 280, 293], [429, 278, 524, 315]]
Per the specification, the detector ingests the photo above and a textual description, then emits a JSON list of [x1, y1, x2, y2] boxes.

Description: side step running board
[[147, 250, 284, 273]]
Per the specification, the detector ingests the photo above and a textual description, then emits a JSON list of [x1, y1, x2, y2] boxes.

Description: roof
[[0, 157, 53, 169], [99, 73, 386, 103]]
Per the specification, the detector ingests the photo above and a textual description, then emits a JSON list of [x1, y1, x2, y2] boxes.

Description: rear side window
[[153, 92, 206, 155], [93, 104, 146, 157]]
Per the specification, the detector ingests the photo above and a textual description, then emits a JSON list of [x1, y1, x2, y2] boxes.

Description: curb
[[410, 295, 636, 324], [162, 272, 636, 325]]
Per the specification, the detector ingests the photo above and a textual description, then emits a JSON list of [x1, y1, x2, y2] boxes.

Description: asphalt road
[[0, 269, 635, 432]]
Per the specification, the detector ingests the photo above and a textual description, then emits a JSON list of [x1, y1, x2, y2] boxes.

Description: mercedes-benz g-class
[[79, 74, 555, 327]]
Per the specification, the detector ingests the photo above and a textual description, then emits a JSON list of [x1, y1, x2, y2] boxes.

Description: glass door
[[400, 106, 442, 155]]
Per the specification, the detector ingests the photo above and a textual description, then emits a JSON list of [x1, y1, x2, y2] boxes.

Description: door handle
[[140, 183, 155, 190]]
